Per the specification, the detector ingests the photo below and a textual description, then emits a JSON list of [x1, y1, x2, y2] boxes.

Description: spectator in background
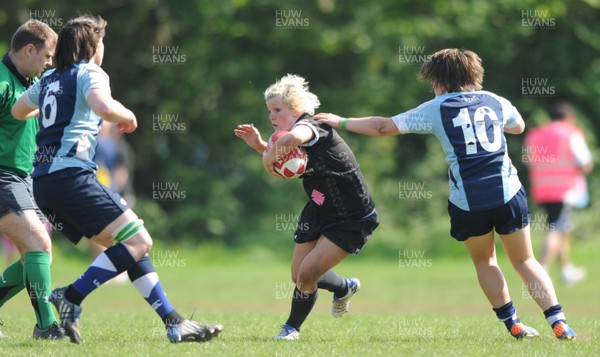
[[524, 102, 593, 285], [95, 120, 136, 206]]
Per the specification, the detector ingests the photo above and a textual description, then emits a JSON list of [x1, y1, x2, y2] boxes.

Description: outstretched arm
[[313, 113, 400, 136], [234, 124, 268, 154]]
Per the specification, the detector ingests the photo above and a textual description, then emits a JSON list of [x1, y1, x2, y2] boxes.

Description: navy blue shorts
[[447, 186, 529, 241], [0, 170, 45, 221], [33, 168, 129, 244], [294, 202, 379, 255]]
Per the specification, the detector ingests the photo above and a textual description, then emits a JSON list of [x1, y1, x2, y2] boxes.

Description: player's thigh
[[463, 230, 496, 263], [35, 168, 149, 257], [297, 235, 349, 282], [291, 241, 317, 282], [499, 226, 535, 266], [0, 209, 51, 253], [91, 209, 152, 259], [0, 172, 50, 251], [34, 168, 131, 243], [494, 188, 535, 264]]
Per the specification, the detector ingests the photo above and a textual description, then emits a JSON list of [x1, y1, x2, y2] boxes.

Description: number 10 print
[[452, 106, 502, 155]]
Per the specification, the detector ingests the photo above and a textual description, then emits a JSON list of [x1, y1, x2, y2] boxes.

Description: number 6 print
[[41, 81, 61, 128]]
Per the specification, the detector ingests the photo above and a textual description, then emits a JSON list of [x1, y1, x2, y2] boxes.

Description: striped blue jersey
[[25, 62, 109, 177], [392, 91, 523, 211]]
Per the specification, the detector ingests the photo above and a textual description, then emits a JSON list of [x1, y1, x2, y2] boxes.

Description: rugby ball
[[268, 131, 308, 179], [266, 130, 287, 150]]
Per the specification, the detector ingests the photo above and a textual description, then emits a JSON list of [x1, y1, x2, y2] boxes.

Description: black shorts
[[0, 170, 45, 221], [33, 168, 129, 244], [540, 202, 572, 232], [294, 203, 379, 255], [448, 186, 529, 241]]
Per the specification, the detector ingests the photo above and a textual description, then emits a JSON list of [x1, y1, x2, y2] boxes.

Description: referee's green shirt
[[0, 54, 38, 178]]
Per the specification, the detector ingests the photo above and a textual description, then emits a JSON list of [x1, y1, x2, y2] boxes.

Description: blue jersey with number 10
[[392, 91, 523, 211], [26, 62, 109, 178]]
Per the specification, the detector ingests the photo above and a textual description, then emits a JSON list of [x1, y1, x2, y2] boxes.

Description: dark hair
[[55, 15, 107, 72], [549, 102, 574, 121], [11, 19, 57, 52], [419, 48, 484, 92]]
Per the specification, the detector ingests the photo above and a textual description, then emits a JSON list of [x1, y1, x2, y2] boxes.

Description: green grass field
[[0, 239, 598, 357]]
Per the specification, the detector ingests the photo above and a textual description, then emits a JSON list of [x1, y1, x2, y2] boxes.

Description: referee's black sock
[[284, 287, 318, 331], [317, 270, 348, 297]]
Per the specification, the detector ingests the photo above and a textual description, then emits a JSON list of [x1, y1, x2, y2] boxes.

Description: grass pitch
[[0, 239, 597, 356]]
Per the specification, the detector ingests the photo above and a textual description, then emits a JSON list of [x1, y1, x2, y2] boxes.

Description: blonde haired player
[[315, 49, 576, 340], [235, 74, 379, 340]]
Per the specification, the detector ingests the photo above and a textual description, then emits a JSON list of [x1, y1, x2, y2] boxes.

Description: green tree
[[1, 0, 598, 255]]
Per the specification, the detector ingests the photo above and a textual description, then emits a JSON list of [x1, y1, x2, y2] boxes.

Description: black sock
[[162, 310, 185, 326], [284, 287, 318, 331], [317, 270, 347, 297], [64, 285, 86, 306]]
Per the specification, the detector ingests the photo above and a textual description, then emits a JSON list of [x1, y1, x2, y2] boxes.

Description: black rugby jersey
[[295, 114, 375, 220]]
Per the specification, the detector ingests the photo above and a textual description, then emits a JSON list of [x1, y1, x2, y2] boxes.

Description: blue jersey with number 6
[[25, 62, 109, 178], [392, 91, 523, 211]]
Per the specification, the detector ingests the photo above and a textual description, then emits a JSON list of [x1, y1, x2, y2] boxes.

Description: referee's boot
[[49, 287, 83, 343], [33, 321, 66, 340]]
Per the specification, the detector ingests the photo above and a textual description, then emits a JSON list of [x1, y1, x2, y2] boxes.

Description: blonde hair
[[264, 74, 321, 114]]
